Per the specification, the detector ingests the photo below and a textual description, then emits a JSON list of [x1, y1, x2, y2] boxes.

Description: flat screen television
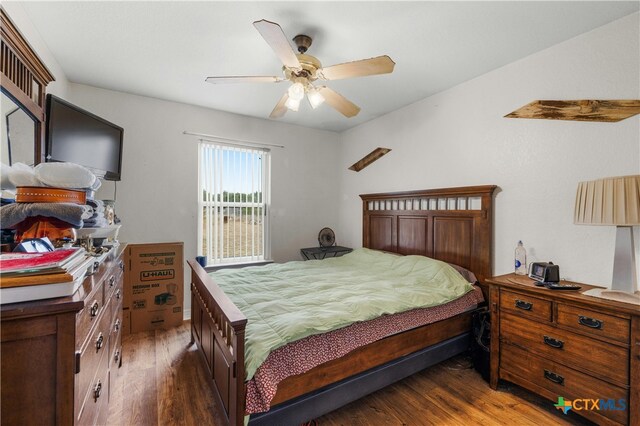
[[45, 95, 123, 181]]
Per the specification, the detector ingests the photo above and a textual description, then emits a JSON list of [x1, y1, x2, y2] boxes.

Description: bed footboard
[[188, 260, 247, 426]]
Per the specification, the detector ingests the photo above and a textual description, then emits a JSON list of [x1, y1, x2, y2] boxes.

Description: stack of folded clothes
[[1, 200, 86, 241], [0, 162, 110, 243], [84, 199, 110, 228]]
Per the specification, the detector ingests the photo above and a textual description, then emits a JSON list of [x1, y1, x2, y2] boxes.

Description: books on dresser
[[0, 248, 85, 275], [0, 248, 93, 304]]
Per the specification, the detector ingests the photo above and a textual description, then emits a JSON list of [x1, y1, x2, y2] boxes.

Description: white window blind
[[198, 141, 270, 264]]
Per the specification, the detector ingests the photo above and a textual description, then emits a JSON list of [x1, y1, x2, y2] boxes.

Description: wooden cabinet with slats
[[0, 244, 125, 425], [488, 274, 639, 426]]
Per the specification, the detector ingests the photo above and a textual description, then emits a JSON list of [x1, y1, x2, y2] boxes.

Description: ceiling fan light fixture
[[285, 97, 300, 111], [287, 82, 305, 101], [307, 88, 325, 109], [205, 20, 394, 120]]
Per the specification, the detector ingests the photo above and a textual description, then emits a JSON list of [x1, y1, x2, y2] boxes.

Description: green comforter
[[212, 247, 472, 380]]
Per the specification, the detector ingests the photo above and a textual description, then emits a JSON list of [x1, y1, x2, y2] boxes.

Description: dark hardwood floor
[[107, 321, 593, 425]]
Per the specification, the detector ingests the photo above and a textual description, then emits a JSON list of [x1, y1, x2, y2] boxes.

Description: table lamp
[[574, 175, 640, 304]]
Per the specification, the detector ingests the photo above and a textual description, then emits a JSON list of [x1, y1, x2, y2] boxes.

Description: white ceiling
[[17, 1, 640, 132]]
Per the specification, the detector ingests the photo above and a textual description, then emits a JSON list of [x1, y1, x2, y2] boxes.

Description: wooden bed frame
[[188, 185, 497, 426]]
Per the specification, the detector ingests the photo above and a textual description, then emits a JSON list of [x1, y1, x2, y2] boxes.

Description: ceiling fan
[[205, 19, 395, 119]]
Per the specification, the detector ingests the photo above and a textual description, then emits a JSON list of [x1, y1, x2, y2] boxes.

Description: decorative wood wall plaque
[[505, 100, 640, 122], [349, 147, 391, 172]]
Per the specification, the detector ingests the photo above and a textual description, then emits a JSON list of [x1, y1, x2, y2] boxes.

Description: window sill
[[204, 259, 273, 272]]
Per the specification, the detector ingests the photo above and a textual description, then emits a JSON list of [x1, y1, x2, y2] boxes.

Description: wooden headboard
[[361, 185, 497, 288]]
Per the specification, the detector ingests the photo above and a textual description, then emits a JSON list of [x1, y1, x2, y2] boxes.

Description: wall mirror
[[1, 89, 37, 165]]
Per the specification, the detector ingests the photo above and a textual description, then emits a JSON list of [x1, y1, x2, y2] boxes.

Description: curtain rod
[[183, 131, 285, 149]]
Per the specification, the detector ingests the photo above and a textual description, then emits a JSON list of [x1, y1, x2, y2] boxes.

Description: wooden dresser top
[[487, 273, 640, 318]]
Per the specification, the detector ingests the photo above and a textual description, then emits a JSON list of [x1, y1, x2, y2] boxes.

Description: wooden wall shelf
[[349, 147, 391, 172], [505, 100, 640, 122]]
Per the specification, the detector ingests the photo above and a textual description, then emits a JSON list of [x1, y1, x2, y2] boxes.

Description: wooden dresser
[[1, 244, 125, 425], [487, 273, 639, 425]]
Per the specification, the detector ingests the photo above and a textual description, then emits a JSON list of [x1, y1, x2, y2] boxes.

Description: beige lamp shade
[[574, 175, 640, 225]]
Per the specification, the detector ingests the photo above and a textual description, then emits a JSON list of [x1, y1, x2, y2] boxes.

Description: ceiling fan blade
[[205, 76, 284, 84], [270, 93, 289, 119], [320, 55, 395, 80], [319, 87, 361, 118], [253, 19, 301, 70]]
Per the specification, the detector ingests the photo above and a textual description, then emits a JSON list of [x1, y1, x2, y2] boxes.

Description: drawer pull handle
[[109, 275, 116, 287], [94, 381, 102, 401], [96, 333, 104, 351], [115, 289, 122, 300], [543, 369, 564, 386], [90, 301, 100, 317], [114, 350, 120, 364], [543, 335, 564, 349], [578, 315, 603, 329], [114, 319, 121, 332], [515, 299, 533, 311]]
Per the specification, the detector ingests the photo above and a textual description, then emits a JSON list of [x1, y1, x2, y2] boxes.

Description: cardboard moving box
[[124, 242, 184, 333]]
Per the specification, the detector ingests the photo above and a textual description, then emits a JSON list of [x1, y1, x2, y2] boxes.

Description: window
[[198, 141, 270, 264]]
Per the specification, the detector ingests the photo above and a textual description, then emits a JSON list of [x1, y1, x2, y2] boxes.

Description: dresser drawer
[[76, 346, 110, 426], [501, 312, 628, 385], [109, 316, 122, 402], [76, 282, 106, 348], [111, 275, 123, 310], [91, 258, 117, 296], [111, 335, 122, 370], [557, 303, 630, 344], [105, 261, 124, 301], [501, 290, 551, 322], [110, 265, 123, 318], [76, 297, 112, 414], [111, 299, 123, 337], [104, 270, 120, 301], [501, 344, 628, 425], [111, 303, 123, 369]]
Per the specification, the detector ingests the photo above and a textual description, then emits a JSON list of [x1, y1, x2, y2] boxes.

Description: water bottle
[[515, 241, 527, 275]]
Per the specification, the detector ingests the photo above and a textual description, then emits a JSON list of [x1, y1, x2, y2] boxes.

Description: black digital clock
[[528, 261, 560, 283]]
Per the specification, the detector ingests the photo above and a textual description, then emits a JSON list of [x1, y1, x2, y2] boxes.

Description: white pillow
[[0, 163, 15, 190], [8, 162, 41, 187], [35, 162, 97, 189]]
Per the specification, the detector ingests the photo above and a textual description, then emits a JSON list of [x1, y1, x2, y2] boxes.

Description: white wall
[[338, 13, 640, 288], [64, 83, 340, 315]]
